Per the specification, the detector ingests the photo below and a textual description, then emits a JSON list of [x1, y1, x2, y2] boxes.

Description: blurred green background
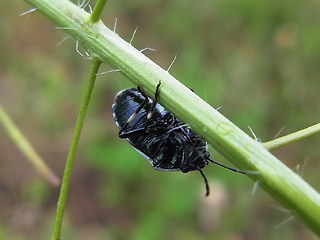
[[1, 0, 320, 239]]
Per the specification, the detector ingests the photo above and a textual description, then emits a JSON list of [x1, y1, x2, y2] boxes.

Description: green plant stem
[[51, 58, 101, 240], [0, 103, 60, 186], [264, 123, 320, 150], [23, 0, 320, 236], [88, 0, 107, 24]]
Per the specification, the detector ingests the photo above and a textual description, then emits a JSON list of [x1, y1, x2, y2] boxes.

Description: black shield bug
[[112, 82, 244, 196]]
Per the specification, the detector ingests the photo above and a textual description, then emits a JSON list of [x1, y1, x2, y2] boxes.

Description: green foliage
[[1, 0, 319, 239]]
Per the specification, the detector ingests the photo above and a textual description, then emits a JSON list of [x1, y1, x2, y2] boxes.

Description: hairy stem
[[23, 0, 320, 236], [51, 58, 101, 240]]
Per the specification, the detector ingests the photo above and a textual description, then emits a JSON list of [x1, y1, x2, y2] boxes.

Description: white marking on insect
[[127, 113, 137, 124], [147, 112, 152, 119]]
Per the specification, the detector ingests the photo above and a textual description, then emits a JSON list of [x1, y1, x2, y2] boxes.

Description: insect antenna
[[197, 167, 210, 196], [207, 158, 245, 174]]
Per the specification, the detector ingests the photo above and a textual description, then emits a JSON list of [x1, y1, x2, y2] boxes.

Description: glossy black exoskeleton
[[112, 82, 244, 196]]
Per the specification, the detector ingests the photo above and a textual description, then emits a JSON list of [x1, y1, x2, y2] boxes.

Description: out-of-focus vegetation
[[0, 0, 319, 239]]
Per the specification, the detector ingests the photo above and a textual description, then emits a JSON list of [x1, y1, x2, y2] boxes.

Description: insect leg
[[118, 127, 146, 138], [145, 81, 161, 132], [137, 84, 149, 99], [119, 123, 171, 138], [118, 87, 149, 136], [152, 81, 161, 110]]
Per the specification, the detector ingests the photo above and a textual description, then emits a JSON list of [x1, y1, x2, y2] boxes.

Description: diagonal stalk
[[23, 0, 320, 236]]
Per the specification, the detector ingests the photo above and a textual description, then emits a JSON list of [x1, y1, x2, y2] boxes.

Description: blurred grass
[[0, 0, 319, 239]]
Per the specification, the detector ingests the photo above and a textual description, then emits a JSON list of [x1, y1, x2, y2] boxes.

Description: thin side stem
[[264, 123, 320, 150], [88, 0, 107, 24], [51, 58, 101, 240], [0, 103, 60, 186]]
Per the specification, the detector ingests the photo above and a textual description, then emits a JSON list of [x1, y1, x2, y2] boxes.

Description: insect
[[112, 82, 244, 196]]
